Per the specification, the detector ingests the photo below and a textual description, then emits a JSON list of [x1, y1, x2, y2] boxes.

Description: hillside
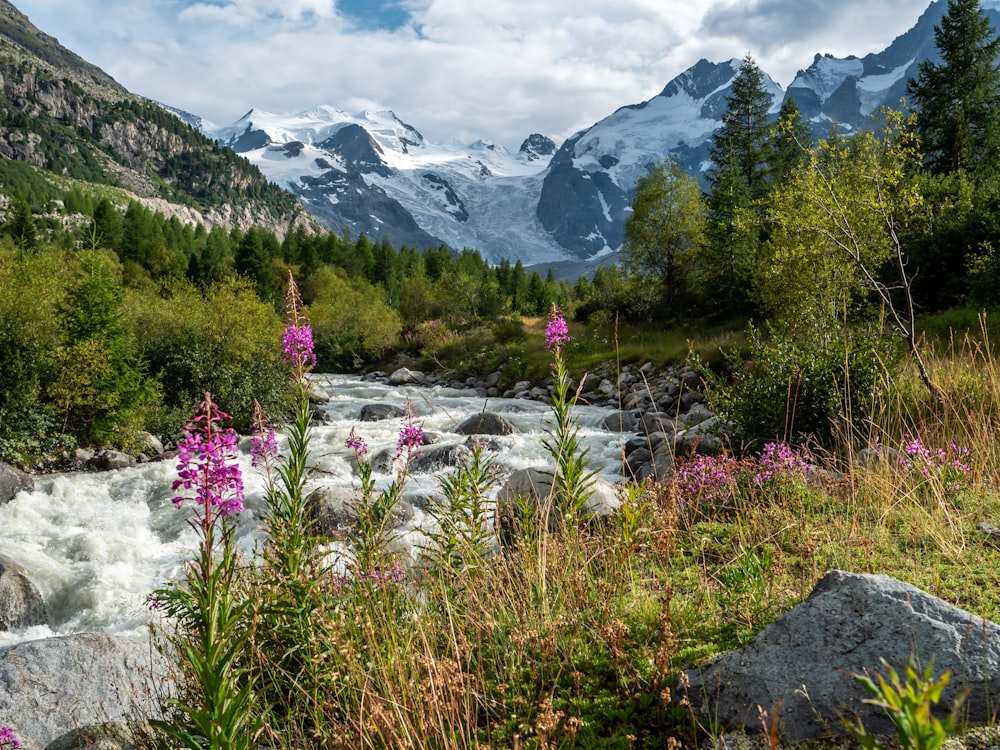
[[0, 0, 311, 236]]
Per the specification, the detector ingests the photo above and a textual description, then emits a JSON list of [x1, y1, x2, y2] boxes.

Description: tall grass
[[149, 311, 1000, 748]]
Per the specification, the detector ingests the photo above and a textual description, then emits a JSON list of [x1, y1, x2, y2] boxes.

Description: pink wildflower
[[172, 393, 245, 517], [0, 726, 19, 749], [345, 426, 369, 458], [544, 304, 569, 351], [282, 271, 316, 375], [250, 399, 278, 470], [395, 400, 424, 458]]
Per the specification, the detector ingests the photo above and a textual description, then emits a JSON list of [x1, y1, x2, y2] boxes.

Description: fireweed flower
[[345, 426, 368, 458], [675, 453, 741, 501], [172, 393, 245, 517], [544, 304, 570, 351], [282, 271, 316, 376], [249, 400, 279, 470], [395, 400, 424, 458], [753, 442, 813, 485], [0, 726, 19, 749]]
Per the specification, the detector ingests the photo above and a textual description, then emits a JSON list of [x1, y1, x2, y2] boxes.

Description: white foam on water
[[0, 375, 624, 647]]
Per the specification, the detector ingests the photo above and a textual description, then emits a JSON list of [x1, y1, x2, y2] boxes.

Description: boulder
[[137, 432, 164, 456], [0, 633, 168, 750], [455, 411, 516, 436], [359, 403, 405, 422], [685, 570, 1000, 742], [600, 411, 640, 433], [409, 444, 471, 474], [305, 486, 414, 538], [388, 367, 426, 386], [90, 451, 135, 472], [0, 557, 47, 631], [0, 462, 32, 505], [495, 468, 621, 539], [307, 382, 333, 404]]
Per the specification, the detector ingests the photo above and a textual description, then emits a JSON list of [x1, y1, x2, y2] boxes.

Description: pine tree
[[709, 55, 774, 203], [907, 0, 1000, 181], [704, 55, 776, 318], [768, 97, 813, 188]]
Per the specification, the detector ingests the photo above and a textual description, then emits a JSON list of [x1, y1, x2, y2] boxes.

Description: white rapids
[[0, 374, 626, 648]]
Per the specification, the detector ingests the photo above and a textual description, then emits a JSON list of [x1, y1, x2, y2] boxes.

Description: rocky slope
[[0, 0, 312, 238]]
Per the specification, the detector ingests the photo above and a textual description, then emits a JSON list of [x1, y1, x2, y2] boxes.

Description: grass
[[147, 313, 1000, 749]]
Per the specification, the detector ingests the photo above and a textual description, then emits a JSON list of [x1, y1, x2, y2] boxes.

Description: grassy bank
[[147, 304, 1000, 749]]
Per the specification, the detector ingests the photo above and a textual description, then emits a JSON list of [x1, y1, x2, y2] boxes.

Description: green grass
[[146, 309, 1000, 749]]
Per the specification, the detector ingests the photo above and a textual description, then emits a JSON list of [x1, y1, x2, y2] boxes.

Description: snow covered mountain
[[211, 107, 566, 263], [207, 0, 995, 265]]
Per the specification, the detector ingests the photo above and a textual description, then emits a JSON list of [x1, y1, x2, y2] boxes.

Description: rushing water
[[0, 374, 625, 648]]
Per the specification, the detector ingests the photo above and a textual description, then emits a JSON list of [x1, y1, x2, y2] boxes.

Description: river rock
[[601, 411, 640, 433], [684, 570, 1000, 742], [0, 462, 32, 504], [0, 632, 168, 750], [90, 451, 136, 472], [305, 486, 414, 537], [455, 411, 516, 436], [137, 432, 164, 456], [0, 557, 47, 631], [360, 403, 405, 422], [410, 443, 471, 474], [495, 467, 621, 539], [388, 367, 426, 386]]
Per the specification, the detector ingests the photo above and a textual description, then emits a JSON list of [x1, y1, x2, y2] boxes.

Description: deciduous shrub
[[700, 320, 900, 448], [127, 277, 288, 433]]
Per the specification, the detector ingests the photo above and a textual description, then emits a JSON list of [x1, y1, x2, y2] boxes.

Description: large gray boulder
[[0, 462, 32, 504], [454, 411, 516, 436], [685, 570, 1000, 742], [0, 557, 47, 631], [0, 633, 168, 750], [388, 367, 426, 386], [359, 403, 405, 422], [495, 468, 621, 539], [305, 486, 415, 538]]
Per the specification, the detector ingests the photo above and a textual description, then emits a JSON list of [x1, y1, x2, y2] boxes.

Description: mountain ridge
[[205, 0, 970, 265]]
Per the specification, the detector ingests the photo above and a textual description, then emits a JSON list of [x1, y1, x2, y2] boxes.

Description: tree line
[[620, 0, 1000, 330]]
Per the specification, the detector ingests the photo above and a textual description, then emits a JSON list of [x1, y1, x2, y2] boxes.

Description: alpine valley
[[3, 0, 997, 269]]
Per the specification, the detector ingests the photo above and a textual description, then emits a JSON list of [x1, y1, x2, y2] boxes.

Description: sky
[[13, 0, 943, 150]]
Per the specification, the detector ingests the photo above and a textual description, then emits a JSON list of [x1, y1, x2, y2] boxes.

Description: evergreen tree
[[709, 55, 774, 203], [704, 55, 776, 318], [768, 97, 813, 187], [907, 0, 1000, 181], [7, 199, 37, 252]]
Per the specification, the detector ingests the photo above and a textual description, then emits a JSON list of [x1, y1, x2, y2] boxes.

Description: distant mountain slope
[[203, 0, 994, 264], [0, 0, 310, 236], [212, 106, 568, 261]]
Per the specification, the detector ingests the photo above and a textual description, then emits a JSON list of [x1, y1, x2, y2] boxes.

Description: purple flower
[[674, 453, 740, 501], [753, 442, 812, 485], [343, 559, 406, 589], [395, 400, 424, 458], [345, 426, 368, 458], [544, 304, 570, 351], [250, 400, 279, 469], [283, 272, 316, 375], [171, 393, 245, 517], [0, 726, 20, 749]]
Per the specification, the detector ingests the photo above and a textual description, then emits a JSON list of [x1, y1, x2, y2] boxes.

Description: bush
[[306, 268, 401, 370], [127, 277, 288, 433], [700, 321, 900, 449]]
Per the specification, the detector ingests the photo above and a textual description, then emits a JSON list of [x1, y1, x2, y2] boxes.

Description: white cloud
[[14, 0, 934, 148]]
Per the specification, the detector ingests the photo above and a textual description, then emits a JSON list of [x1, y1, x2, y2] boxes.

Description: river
[[0, 374, 626, 648]]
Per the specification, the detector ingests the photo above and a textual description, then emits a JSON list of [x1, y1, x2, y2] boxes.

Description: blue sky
[[14, 0, 940, 149], [336, 0, 410, 30]]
